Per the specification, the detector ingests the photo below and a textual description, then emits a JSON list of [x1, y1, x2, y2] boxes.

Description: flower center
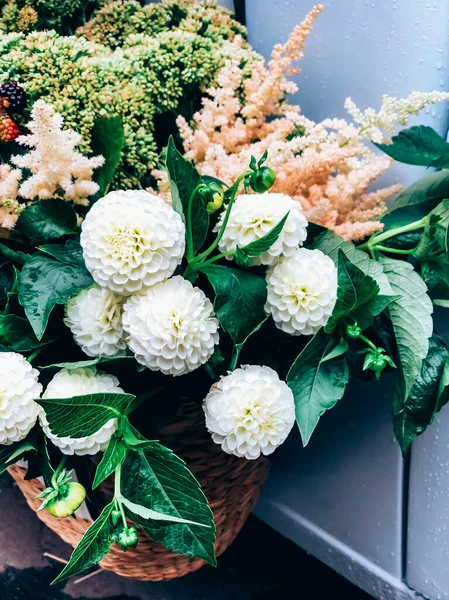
[[105, 226, 148, 262]]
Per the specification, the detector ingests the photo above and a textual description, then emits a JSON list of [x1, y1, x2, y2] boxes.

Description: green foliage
[[18, 254, 93, 339], [234, 212, 289, 267], [121, 445, 216, 565], [387, 169, 449, 212], [0, 314, 56, 351], [287, 330, 349, 446], [52, 503, 115, 584], [37, 240, 85, 267], [90, 117, 125, 199], [93, 434, 127, 490], [202, 264, 267, 345], [325, 251, 380, 333], [0, 436, 38, 475], [394, 334, 449, 455], [380, 256, 433, 402], [16, 200, 78, 244], [37, 393, 136, 438], [376, 126, 449, 168]]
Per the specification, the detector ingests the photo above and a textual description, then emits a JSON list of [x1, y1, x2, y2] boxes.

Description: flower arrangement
[[0, 0, 449, 586]]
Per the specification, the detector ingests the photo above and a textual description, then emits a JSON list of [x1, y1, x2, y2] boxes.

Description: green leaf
[[25, 433, 54, 486], [121, 496, 209, 526], [93, 434, 127, 490], [121, 446, 216, 565], [17, 200, 77, 244], [0, 262, 13, 311], [40, 356, 133, 371], [37, 393, 136, 438], [18, 255, 93, 340], [0, 314, 57, 351], [165, 137, 206, 253], [436, 360, 449, 412], [90, 116, 125, 199], [236, 212, 290, 263], [321, 337, 349, 362], [38, 240, 85, 267], [376, 126, 449, 167], [380, 256, 433, 401], [313, 230, 392, 295], [387, 169, 449, 212], [434, 299, 449, 308], [394, 334, 449, 455], [0, 437, 38, 475], [287, 329, 349, 446], [202, 264, 267, 345], [0, 243, 31, 265], [52, 503, 114, 584], [413, 200, 449, 260], [325, 251, 379, 333]]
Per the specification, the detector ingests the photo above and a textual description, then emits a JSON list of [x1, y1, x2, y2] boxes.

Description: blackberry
[[0, 81, 27, 113]]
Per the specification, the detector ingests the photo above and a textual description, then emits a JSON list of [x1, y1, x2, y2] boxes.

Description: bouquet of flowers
[[0, 0, 449, 585]]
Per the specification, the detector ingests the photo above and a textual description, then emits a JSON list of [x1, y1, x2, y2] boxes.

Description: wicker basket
[[7, 402, 271, 581]]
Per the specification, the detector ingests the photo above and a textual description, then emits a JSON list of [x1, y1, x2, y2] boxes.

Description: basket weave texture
[[7, 402, 271, 581]]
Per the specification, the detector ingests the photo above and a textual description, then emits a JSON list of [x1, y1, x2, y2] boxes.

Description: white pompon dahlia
[[123, 276, 219, 376], [64, 286, 126, 357], [265, 247, 337, 336], [214, 193, 308, 266], [80, 190, 185, 295], [0, 353, 41, 445], [203, 365, 295, 460], [40, 367, 123, 456]]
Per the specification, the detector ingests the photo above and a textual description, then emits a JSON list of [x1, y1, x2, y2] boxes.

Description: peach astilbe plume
[[175, 5, 403, 241]]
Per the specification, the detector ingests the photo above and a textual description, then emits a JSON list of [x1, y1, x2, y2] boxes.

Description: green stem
[[51, 456, 67, 490], [229, 346, 241, 372], [374, 244, 416, 255], [192, 171, 251, 265], [196, 250, 235, 267], [114, 463, 128, 531], [27, 347, 44, 364], [359, 334, 377, 352], [186, 184, 206, 260], [358, 217, 428, 252]]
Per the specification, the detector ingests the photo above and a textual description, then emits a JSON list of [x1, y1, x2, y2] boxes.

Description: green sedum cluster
[[0, 0, 251, 188]]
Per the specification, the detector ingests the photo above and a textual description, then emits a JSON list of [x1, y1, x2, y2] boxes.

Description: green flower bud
[[249, 166, 276, 193], [361, 347, 396, 380], [118, 527, 139, 550], [111, 509, 122, 527], [44, 482, 86, 518], [346, 324, 362, 339], [202, 182, 224, 214]]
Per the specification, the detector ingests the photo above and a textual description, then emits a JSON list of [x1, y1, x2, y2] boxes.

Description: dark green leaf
[[40, 356, 134, 371], [387, 169, 449, 212], [202, 264, 267, 344], [325, 251, 379, 333], [52, 503, 114, 583], [287, 329, 349, 446], [436, 360, 449, 412], [121, 446, 216, 565], [17, 200, 77, 244], [24, 433, 54, 485], [0, 262, 13, 311], [380, 256, 433, 401], [37, 393, 136, 438], [0, 243, 31, 265], [237, 212, 290, 262], [312, 231, 392, 295], [38, 240, 85, 267], [0, 314, 57, 351], [93, 435, 127, 490], [434, 299, 449, 308], [18, 255, 93, 339], [394, 334, 449, 455], [165, 137, 206, 253], [376, 126, 449, 167], [0, 437, 38, 475], [121, 496, 208, 526], [90, 116, 125, 199], [322, 337, 349, 362]]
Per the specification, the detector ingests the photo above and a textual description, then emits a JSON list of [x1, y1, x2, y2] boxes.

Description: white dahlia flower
[[64, 286, 126, 358], [265, 247, 337, 336], [40, 367, 123, 456], [0, 352, 41, 445], [214, 193, 308, 266], [80, 190, 185, 295], [203, 365, 295, 460], [123, 276, 219, 376]]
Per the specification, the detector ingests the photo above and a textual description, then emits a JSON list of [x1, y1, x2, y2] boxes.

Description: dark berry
[[0, 81, 27, 114]]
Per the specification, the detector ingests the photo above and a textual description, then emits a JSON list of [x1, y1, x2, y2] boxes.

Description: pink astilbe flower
[[12, 100, 104, 206], [174, 5, 413, 241]]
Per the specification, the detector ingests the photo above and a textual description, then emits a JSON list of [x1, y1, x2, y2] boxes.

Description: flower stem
[[27, 347, 44, 364], [51, 456, 67, 490], [359, 334, 377, 352], [186, 184, 206, 260], [229, 345, 242, 372], [191, 171, 251, 266], [358, 217, 428, 253], [374, 244, 416, 255], [114, 463, 128, 531]]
